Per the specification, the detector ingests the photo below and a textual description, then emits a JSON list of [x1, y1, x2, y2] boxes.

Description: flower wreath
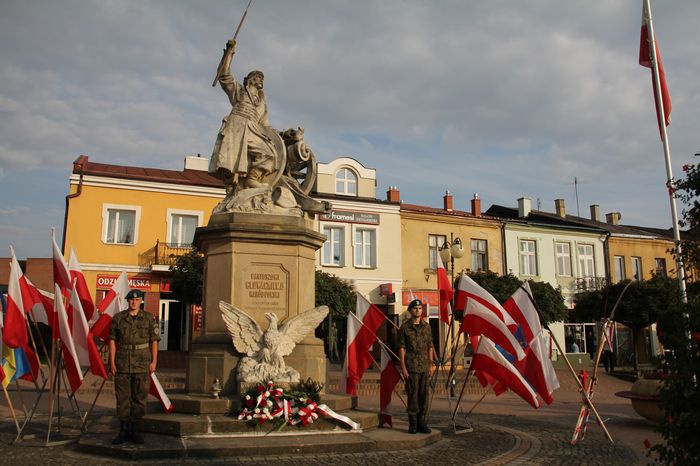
[[237, 378, 359, 430]]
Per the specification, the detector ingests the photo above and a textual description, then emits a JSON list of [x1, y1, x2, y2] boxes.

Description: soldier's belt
[[122, 343, 150, 350]]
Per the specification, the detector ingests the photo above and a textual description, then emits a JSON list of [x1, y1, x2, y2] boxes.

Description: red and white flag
[[92, 271, 129, 342], [52, 230, 72, 293], [69, 284, 108, 379], [68, 248, 95, 322], [21, 276, 54, 327], [149, 372, 174, 413], [342, 294, 385, 396], [454, 274, 517, 329], [436, 255, 453, 324], [461, 298, 525, 361], [379, 346, 401, 427], [471, 337, 540, 409], [4, 248, 29, 349], [639, 0, 671, 140], [55, 284, 83, 393], [503, 283, 559, 405]]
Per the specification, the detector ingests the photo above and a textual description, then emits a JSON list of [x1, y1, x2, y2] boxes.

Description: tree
[[467, 271, 567, 326], [170, 249, 205, 306], [571, 276, 681, 371], [314, 270, 354, 320], [649, 160, 700, 464]]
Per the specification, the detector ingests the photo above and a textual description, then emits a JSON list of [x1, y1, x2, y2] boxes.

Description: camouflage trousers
[[405, 371, 429, 415], [115, 372, 150, 421]]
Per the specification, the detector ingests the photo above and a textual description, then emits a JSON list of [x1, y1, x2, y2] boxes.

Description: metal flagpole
[[643, 0, 687, 302]]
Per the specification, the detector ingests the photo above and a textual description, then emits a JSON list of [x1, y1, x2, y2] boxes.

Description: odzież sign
[[96, 274, 151, 291]]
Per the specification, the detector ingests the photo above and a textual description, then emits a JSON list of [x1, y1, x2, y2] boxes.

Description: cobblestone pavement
[[0, 411, 641, 465]]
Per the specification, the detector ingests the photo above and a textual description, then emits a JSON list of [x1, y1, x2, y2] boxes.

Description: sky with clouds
[[1, 0, 699, 258]]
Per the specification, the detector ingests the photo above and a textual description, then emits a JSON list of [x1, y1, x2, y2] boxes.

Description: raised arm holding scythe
[[212, 0, 252, 87]]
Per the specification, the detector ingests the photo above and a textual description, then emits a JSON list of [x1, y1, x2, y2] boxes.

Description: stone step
[[76, 419, 441, 461], [141, 409, 379, 437]]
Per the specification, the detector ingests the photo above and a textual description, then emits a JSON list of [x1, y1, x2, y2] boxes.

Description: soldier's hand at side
[[149, 362, 157, 373], [110, 363, 117, 377], [428, 363, 435, 377], [402, 367, 409, 380]]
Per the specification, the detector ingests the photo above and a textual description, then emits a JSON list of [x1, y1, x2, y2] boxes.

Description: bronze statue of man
[[209, 40, 280, 194]]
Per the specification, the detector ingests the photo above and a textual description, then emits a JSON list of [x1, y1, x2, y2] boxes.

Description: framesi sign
[[96, 274, 151, 291], [320, 210, 379, 225]]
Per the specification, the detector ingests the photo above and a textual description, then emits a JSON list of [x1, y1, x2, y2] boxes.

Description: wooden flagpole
[[2, 383, 21, 434]]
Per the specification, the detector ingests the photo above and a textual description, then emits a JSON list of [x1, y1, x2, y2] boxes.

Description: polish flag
[[149, 372, 174, 413], [503, 283, 559, 404], [68, 248, 95, 321], [640, 0, 671, 139], [471, 337, 540, 409], [92, 271, 129, 342], [52, 230, 72, 293], [436, 255, 453, 324], [4, 248, 29, 348], [379, 346, 401, 428], [470, 335, 508, 396], [454, 274, 517, 329], [55, 284, 83, 393], [20, 277, 55, 327], [69, 284, 108, 379], [461, 299, 524, 361], [342, 294, 385, 396]]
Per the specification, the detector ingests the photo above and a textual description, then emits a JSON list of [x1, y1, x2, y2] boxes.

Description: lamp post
[[439, 234, 464, 397]]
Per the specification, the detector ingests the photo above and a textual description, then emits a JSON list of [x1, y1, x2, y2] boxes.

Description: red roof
[[72, 155, 224, 188]]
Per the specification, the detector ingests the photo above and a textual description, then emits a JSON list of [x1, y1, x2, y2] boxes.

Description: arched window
[[335, 168, 357, 196]]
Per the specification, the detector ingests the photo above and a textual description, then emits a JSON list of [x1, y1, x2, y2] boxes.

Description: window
[[335, 168, 357, 196], [102, 204, 140, 245], [169, 214, 199, 246], [614, 256, 626, 282], [632, 256, 643, 280], [354, 228, 376, 268], [555, 242, 572, 276], [322, 226, 344, 266], [655, 258, 667, 277], [471, 239, 488, 272], [519, 240, 537, 276], [428, 234, 447, 270], [578, 244, 595, 279]]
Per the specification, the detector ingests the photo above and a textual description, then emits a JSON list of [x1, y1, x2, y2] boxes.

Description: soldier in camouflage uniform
[[398, 299, 436, 434], [108, 289, 160, 445]]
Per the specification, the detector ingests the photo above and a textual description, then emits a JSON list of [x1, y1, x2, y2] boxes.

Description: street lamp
[[439, 234, 464, 397]]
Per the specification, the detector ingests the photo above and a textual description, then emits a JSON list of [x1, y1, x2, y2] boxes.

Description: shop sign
[[401, 290, 439, 307], [193, 305, 203, 332], [320, 210, 379, 225], [96, 274, 151, 291]]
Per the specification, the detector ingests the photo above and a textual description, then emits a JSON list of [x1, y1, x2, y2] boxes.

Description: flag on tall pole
[[461, 298, 525, 361], [342, 294, 385, 396], [52, 229, 72, 293], [639, 0, 687, 301], [69, 283, 108, 379], [54, 284, 83, 393], [4, 248, 29, 349], [454, 274, 517, 329], [379, 346, 401, 427], [68, 248, 95, 321], [92, 271, 129, 342]]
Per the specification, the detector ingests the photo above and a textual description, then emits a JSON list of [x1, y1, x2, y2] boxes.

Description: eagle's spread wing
[[276, 305, 329, 357], [219, 301, 263, 356]]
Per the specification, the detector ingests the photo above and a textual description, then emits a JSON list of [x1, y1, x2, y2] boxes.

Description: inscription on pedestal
[[240, 263, 289, 318]]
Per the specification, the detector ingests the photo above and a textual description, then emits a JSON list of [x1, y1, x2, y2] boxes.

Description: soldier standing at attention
[[398, 299, 436, 434], [109, 289, 160, 445]]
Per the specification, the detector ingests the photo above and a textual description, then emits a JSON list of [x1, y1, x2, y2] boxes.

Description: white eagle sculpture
[[219, 301, 329, 383]]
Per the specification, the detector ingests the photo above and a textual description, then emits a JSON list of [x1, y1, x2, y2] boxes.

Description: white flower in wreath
[[254, 408, 261, 414], [266, 400, 273, 407]]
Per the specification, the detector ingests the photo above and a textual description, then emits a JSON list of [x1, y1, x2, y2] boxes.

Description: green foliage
[[675, 161, 700, 273], [169, 249, 205, 305], [314, 270, 354, 320], [467, 271, 567, 326]]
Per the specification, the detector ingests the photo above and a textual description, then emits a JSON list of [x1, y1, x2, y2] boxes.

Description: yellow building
[[64, 155, 223, 362], [400, 190, 504, 358]]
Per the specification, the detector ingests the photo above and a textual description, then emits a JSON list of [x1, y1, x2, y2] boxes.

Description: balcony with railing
[[575, 276, 608, 291], [152, 240, 194, 271]]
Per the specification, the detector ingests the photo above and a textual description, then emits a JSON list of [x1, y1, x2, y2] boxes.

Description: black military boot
[[112, 421, 130, 445], [131, 420, 144, 444], [408, 415, 417, 434], [417, 413, 432, 434]]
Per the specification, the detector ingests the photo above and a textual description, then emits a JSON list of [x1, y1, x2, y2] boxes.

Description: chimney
[[471, 193, 481, 217], [184, 155, 209, 171], [443, 190, 453, 211], [518, 197, 531, 218], [555, 198, 566, 218], [605, 212, 622, 225], [590, 204, 601, 222], [386, 186, 400, 203]]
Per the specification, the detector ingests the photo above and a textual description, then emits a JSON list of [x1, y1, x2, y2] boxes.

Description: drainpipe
[[602, 232, 611, 285], [62, 156, 87, 251], [500, 221, 508, 275]]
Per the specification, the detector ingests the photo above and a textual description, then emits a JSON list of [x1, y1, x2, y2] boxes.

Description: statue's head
[[244, 70, 265, 89]]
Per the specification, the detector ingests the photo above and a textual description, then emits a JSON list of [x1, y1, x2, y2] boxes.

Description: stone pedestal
[[187, 212, 327, 396]]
